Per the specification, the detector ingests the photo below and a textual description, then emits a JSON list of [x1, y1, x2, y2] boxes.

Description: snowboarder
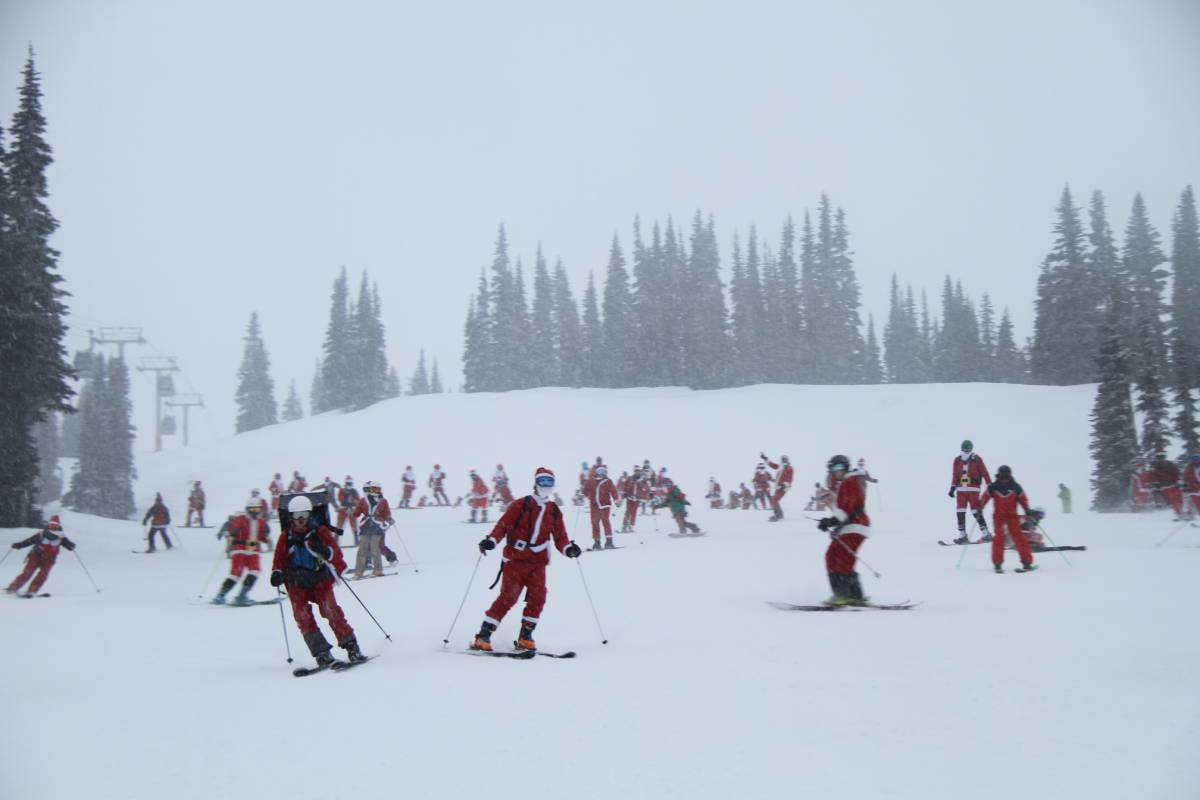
[[212, 498, 271, 605], [269, 495, 364, 667], [186, 481, 206, 527], [399, 466, 417, 509], [752, 463, 773, 510], [655, 482, 701, 534], [584, 465, 620, 549], [815, 454, 871, 606], [493, 464, 514, 509], [467, 469, 490, 523], [1147, 451, 1185, 518], [762, 453, 793, 521], [1057, 483, 1072, 514], [268, 473, 285, 516], [6, 515, 76, 596], [979, 464, 1036, 573], [471, 467, 581, 652], [429, 464, 449, 506], [336, 477, 361, 539], [141, 493, 173, 552], [352, 481, 395, 577], [950, 439, 992, 543]]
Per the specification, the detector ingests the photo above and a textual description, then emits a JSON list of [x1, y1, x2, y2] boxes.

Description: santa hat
[[534, 467, 555, 483], [47, 515, 62, 531]]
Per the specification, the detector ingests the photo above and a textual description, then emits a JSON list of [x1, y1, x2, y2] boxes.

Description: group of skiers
[[702, 456, 877, 523], [1130, 451, 1200, 519]]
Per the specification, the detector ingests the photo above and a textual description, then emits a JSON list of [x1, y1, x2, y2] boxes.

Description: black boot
[[482, 510, 488, 523], [341, 635, 367, 663], [470, 509, 477, 523], [471, 620, 497, 651], [303, 630, 335, 666], [826, 572, 848, 604], [211, 577, 236, 604], [845, 572, 868, 606], [233, 573, 256, 605], [515, 621, 537, 651]]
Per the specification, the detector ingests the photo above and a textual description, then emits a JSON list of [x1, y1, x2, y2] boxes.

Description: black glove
[[564, 541, 582, 558], [10, 542, 18, 549], [760, 452, 768, 461], [269, 570, 284, 587], [948, 486, 956, 498], [816, 516, 840, 532], [478, 537, 496, 555]]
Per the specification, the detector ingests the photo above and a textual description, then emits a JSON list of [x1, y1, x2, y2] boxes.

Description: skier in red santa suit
[[751, 463, 773, 510], [467, 470, 491, 523], [399, 467, 417, 509], [816, 455, 872, 606], [707, 478, 723, 509], [585, 465, 620, 550], [1130, 460, 1151, 511], [186, 481, 207, 527], [950, 439, 992, 543], [762, 453, 793, 521], [492, 464, 514, 509], [270, 495, 365, 667], [429, 464, 449, 506], [288, 471, 308, 494], [211, 498, 271, 605], [738, 483, 753, 509], [617, 470, 637, 531], [1184, 454, 1200, 517], [268, 473, 285, 515], [979, 464, 1036, 573], [1146, 451, 1186, 518], [471, 468, 581, 652], [6, 515, 76, 596], [336, 477, 361, 539]]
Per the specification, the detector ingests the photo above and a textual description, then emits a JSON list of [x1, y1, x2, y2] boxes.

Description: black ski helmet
[[997, 464, 1013, 479], [827, 454, 851, 473], [961, 439, 973, 452]]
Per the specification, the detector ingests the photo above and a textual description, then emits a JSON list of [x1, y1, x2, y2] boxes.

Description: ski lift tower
[[89, 327, 146, 362], [137, 357, 180, 452], [164, 394, 204, 447]]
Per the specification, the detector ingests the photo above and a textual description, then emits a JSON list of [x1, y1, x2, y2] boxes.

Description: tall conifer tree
[[281, 380, 304, 421], [1090, 294, 1140, 511], [1171, 186, 1200, 389], [234, 312, 278, 433]]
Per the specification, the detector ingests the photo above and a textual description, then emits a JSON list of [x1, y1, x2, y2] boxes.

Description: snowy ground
[[2, 383, 1198, 800]]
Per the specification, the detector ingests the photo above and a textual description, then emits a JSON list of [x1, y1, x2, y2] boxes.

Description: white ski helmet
[[287, 495, 313, 515], [363, 480, 382, 495]]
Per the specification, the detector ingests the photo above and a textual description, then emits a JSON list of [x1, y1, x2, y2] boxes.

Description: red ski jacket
[[767, 461, 793, 490], [980, 480, 1030, 518], [226, 514, 269, 553], [832, 472, 871, 537], [951, 454, 991, 490], [586, 477, 620, 510], [14, 530, 76, 565], [484, 494, 570, 565]]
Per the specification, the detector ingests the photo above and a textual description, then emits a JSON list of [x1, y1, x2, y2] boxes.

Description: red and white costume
[[336, 482, 361, 533], [767, 459, 793, 515], [272, 524, 354, 645], [1131, 466, 1151, 510], [225, 512, 269, 579], [268, 476, 285, 512], [468, 473, 490, 511], [492, 467, 514, 508], [752, 466, 773, 509], [707, 480, 723, 509], [7, 519, 75, 595], [1147, 458, 1184, 517], [951, 453, 991, 511], [1184, 462, 1200, 516], [585, 471, 620, 543], [481, 482, 571, 628], [187, 483, 206, 527], [429, 466, 449, 505], [288, 473, 308, 493], [826, 470, 871, 576], [400, 468, 417, 508]]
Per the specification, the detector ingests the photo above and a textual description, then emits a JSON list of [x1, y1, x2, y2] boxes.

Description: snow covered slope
[[2, 383, 1198, 800]]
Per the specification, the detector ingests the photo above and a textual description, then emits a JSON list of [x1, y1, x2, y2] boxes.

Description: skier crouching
[[270, 495, 365, 667], [471, 468, 581, 653], [656, 483, 701, 534], [816, 454, 871, 606], [6, 515, 76, 596]]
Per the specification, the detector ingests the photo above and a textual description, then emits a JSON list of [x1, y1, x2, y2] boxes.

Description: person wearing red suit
[[429, 464, 449, 506], [707, 478, 723, 509], [399, 467, 417, 509], [763, 454, 793, 521], [492, 464, 514, 510], [816, 455, 871, 606], [471, 467, 581, 652], [618, 469, 638, 532], [467, 470, 490, 523], [635, 467, 652, 517], [288, 471, 307, 494], [1183, 455, 1200, 517], [979, 465, 1036, 572], [270, 495, 364, 668], [352, 481, 395, 577], [1146, 451, 1185, 517], [1130, 460, 1151, 511], [141, 493, 173, 552], [738, 483, 753, 509], [186, 481, 206, 527], [752, 463, 773, 510], [950, 440, 992, 543], [6, 515, 76, 596], [336, 477, 361, 538], [268, 473, 284, 516], [584, 465, 620, 549], [211, 498, 271, 605]]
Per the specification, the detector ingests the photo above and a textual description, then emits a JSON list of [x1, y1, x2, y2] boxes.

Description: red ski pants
[[7, 556, 54, 594], [1189, 492, 1200, 516], [623, 501, 639, 528], [229, 552, 261, 579], [992, 514, 1033, 567], [590, 507, 613, 541], [1157, 486, 1185, 517], [336, 507, 359, 533], [770, 487, 788, 513], [824, 533, 865, 574], [484, 560, 547, 625], [187, 507, 205, 526], [955, 489, 982, 511], [287, 581, 354, 642]]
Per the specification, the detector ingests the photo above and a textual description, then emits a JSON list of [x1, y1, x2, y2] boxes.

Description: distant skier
[[707, 478, 723, 509], [979, 465, 1036, 573], [6, 515, 76, 596], [467, 470, 490, 523], [352, 481, 395, 577], [762, 453, 793, 521], [738, 483, 753, 510], [585, 465, 620, 550], [752, 463, 773, 511], [141, 493, 173, 552], [288, 470, 307, 494], [186, 481, 206, 527], [322, 476, 341, 515], [856, 458, 879, 483], [816, 454, 871, 606], [950, 439, 992, 543], [1057, 483, 1072, 514], [1018, 507, 1085, 552], [1130, 459, 1151, 511], [336, 477, 361, 540], [1185, 454, 1200, 518], [211, 498, 271, 605], [1146, 451, 1185, 518], [655, 482, 701, 534], [493, 464, 514, 509], [618, 469, 639, 532], [429, 464, 449, 506], [269, 495, 365, 667], [399, 466, 417, 509], [268, 473, 285, 516], [471, 467, 581, 652]]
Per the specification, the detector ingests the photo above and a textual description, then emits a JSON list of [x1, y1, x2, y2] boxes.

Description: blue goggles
[[535, 475, 556, 488]]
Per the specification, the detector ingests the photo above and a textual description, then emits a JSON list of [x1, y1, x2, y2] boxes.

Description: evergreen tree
[[581, 272, 603, 387], [100, 357, 136, 518], [1171, 186, 1200, 389], [529, 246, 555, 386], [315, 267, 353, 411], [385, 366, 401, 399], [462, 271, 491, 392], [601, 235, 636, 387], [883, 275, 921, 383], [0, 51, 74, 525], [978, 293, 996, 381], [1085, 190, 1124, 324], [775, 216, 802, 381], [551, 260, 582, 387], [281, 379, 304, 421], [683, 212, 731, 388], [918, 290, 935, 381], [759, 242, 787, 381], [487, 225, 523, 391], [1123, 193, 1169, 377], [994, 309, 1025, 383], [1173, 348, 1199, 455], [430, 359, 443, 393], [348, 274, 389, 408], [659, 218, 689, 386], [1089, 297, 1140, 511], [511, 260, 533, 389], [863, 315, 883, 384], [34, 413, 61, 504], [308, 359, 324, 414], [234, 312, 278, 433], [798, 211, 818, 378], [410, 349, 431, 395], [1134, 317, 1170, 456], [1031, 186, 1094, 383], [629, 217, 661, 386], [830, 207, 866, 382], [67, 357, 105, 513]]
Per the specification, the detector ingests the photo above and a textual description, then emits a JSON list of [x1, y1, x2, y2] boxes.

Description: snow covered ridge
[[135, 382, 1097, 516]]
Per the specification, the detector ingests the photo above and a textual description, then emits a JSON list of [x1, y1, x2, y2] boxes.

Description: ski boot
[[469, 509, 477, 523], [1016, 562, 1038, 573], [952, 532, 969, 545], [979, 532, 993, 542], [514, 622, 537, 652], [604, 538, 615, 549], [687, 523, 701, 533], [590, 539, 604, 551], [481, 510, 488, 523], [844, 572, 870, 606], [314, 650, 337, 668], [211, 577, 236, 605], [342, 636, 367, 664], [994, 564, 1004, 573], [471, 621, 497, 652], [824, 573, 852, 606], [371, 568, 384, 577]]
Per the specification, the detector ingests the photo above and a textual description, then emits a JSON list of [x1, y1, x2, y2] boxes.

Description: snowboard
[[767, 600, 920, 612]]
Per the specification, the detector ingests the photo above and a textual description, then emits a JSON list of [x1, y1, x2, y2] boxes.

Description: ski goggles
[[535, 475, 556, 488], [365, 486, 382, 495], [291, 511, 311, 520]]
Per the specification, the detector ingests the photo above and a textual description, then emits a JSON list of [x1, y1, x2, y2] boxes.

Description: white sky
[[2, 0, 1198, 451]]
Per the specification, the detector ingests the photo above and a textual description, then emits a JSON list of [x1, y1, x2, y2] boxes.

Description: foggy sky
[[2, 0, 1198, 451]]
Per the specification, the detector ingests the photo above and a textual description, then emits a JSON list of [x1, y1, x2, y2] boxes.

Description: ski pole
[[1154, 520, 1192, 548], [1034, 522, 1073, 566], [277, 588, 293, 664], [874, 484, 885, 512], [337, 573, 392, 641], [391, 530, 420, 573], [574, 557, 608, 644], [442, 553, 483, 645], [833, 534, 882, 579], [168, 524, 184, 549], [955, 518, 977, 571], [73, 549, 101, 592], [0, 547, 14, 567], [196, 552, 227, 598]]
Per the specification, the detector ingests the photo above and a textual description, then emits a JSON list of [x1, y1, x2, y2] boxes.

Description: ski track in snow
[[1, 383, 1198, 800]]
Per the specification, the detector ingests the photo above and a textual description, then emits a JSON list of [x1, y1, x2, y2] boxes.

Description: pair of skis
[[293, 656, 374, 677], [461, 648, 576, 659], [768, 600, 920, 612]]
